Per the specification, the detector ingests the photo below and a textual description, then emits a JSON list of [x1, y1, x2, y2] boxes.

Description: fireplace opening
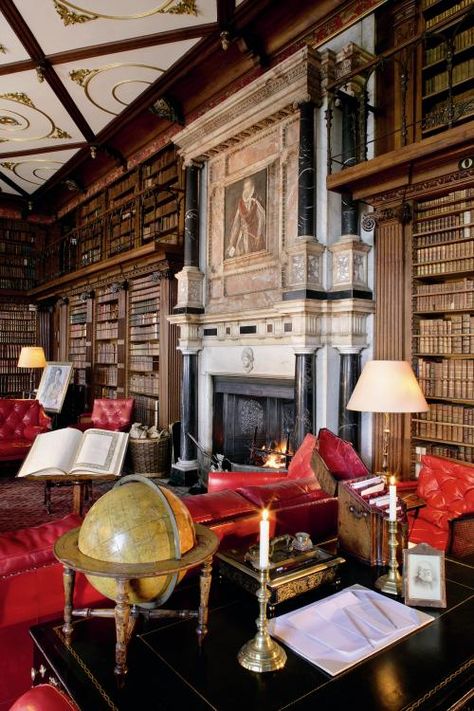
[[212, 377, 295, 465]]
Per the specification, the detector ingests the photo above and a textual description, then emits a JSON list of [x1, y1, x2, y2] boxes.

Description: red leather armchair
[[0, 399, 51, 463], [408, 454, 474, 555], [75, 397, 134, 432], [9, 684, 79, 710]]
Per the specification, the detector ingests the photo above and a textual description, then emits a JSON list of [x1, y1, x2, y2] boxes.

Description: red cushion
[[0, 400, 50, 441], [183, 490, 257, 525], [9, 683, 78, 711], [236, 478, 325, 510], [408, 514, 450, 551], [287, 433, 318, 480], [317, 428, 369, 481], [207, 471, 287, 493], [416, 455, 474, 531], [0, 514, 82, 577], [0, 441, 32, 460], [90, 398, 134, 431]]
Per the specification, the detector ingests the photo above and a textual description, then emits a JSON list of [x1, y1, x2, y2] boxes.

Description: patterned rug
[[0, 471, 189, 533]]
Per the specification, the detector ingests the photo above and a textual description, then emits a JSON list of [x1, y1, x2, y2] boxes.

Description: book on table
[[17, 427, 129, 478]]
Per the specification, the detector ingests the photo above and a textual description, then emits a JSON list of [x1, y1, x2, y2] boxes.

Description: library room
[[0, 1, 472, 709]]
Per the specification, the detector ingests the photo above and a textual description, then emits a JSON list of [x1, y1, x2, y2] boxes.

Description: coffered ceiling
[[0, 0, 245, 198]]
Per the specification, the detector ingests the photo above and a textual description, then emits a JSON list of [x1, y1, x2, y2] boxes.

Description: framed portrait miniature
[[224, 168, 267, 259], [36, 362, 73, 414], [403, 542, 447, 608]]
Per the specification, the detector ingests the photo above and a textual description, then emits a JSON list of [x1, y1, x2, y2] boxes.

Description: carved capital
[[329, 236, 371, 291], [175, 266, 204, 309], [335, 43, 375, 95], [361, 203, 412, 231], [285, 240, 325, 291]]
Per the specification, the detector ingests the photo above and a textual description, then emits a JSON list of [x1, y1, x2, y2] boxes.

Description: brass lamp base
[[238, 565, 287, 673]]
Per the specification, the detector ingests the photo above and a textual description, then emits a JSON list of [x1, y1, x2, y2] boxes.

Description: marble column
[[184, 163, 200, 267], [297, 101, 316, 238], [170, 348, 200, 486], [294, 349, 317, 448], [337, 347, 362, 450], [340, 93, 359, 236]]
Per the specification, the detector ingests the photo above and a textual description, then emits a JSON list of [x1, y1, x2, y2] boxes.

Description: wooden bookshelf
[[93, 284, 126, 400], [0, 300, 37, 396], [0, 218, 44, 291], [127, 272, 161, 426], [67, 293, 93, 395], [139, 145, 182, 246], [412, 186, 474, 464], [422, 0, 474, 136]]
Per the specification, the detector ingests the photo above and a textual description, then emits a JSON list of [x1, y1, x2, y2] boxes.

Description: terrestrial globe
[[78, 477, 196, 605]]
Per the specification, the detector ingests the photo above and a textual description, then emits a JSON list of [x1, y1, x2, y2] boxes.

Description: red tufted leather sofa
[[74, 397, 134, 432], [408, 454, 474, 554], [9, 684, 79, 711], [0, 400, 51, 463]]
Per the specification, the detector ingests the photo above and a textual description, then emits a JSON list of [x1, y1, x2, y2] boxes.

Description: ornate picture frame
[[36, 361, 73, 414], [403, 542, 447, 608], [224, 168, 267, 259]]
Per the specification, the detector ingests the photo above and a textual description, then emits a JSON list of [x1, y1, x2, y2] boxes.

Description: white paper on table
[[268, 584, 434, 676]]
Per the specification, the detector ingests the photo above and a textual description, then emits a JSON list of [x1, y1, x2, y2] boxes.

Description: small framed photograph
[[36, 362, 73, 413], [403, 542, 446, 608]]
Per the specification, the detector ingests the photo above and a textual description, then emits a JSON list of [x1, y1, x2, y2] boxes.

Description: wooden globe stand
[[54, 524, 219, 676]]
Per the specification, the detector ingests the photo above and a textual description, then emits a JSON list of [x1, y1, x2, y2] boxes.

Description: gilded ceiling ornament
[[0, 116, 20, 126], [0, 159, 63, 185], [53, 1, 96, 25], [70, 68, 98, 87], [0, 93, 72, 142], [53, 0, 196, 24], [1, 161, 15, 171], [0, 93, 35, 108], [0, 45, 6, 54]]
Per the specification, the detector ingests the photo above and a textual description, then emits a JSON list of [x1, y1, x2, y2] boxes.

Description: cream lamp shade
[[17, 346, 47, 369], [347, 360, 429, 413]]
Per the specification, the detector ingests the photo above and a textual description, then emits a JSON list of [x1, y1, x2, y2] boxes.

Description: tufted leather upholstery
[[316, 428, 369, 481], [9, 683, 79, 710], [75, 397, 134, 432], [408, 454, 474, 551], [207, 433, 319, 493], [0, 400, 51, 462]]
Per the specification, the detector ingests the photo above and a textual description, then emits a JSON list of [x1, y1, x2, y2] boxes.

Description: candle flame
[[262, 508, 269, 521], [389, 475, 396, 486]]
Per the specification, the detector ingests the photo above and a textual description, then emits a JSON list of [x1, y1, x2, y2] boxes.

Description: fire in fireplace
[[213, 377, 295, 465]]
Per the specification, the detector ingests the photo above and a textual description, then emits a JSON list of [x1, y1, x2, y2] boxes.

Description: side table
[[24, 473, 117, 515], [54, 523, 219, 675]]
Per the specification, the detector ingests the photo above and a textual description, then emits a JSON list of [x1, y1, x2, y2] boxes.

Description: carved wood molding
[[370, 166, 474, 207]]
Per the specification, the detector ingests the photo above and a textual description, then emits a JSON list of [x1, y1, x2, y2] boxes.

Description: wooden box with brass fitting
[[337, 477, 407, 566]]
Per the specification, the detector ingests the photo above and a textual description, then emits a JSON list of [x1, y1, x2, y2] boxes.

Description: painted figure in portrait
[[225, 169, 267, 258]]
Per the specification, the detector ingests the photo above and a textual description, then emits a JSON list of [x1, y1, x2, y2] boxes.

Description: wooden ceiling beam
[[0, 169, 29, 198], [0, 142, 88, 160], [1, 0, 96, 143]]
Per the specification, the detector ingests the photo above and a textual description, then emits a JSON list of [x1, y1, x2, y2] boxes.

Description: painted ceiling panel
[[0, 70, 86, 152], [0, 147, 81, 194], [12, 0, 216, 54], [0, 177, 21, 195], [0, 14, 30, 65], [54, 39, 200, 132]]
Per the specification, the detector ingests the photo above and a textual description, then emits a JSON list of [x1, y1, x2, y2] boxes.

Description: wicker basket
[[129, 434, 171, 478]]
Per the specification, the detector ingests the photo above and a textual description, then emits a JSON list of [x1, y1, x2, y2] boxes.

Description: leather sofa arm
[[448, 512, 474, 559], [208, 471, 286, 493], [23, 424, 48, 441]]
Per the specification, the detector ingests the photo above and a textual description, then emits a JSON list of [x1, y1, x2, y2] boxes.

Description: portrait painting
[[403, 542, 446, 608], [36, 362, 73, 414], [224, 168, 267, 259]]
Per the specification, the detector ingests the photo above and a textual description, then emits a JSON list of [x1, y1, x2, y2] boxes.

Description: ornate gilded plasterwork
[[53, 0, 197, 26], [0, 159, 64, 185], [70, 64, 164, 116], [0, 93, 71, 143]]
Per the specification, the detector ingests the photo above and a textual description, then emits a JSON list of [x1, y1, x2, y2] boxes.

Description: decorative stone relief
[[241, 347, 255, 373], [285, 240, 325, 291], [329, 236, 371, 291], [175, 266, 204, 309]]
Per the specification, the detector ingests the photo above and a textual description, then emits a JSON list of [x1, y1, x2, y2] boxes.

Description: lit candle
[[259, 508, 270, 569], [389, 475, 397, 521]]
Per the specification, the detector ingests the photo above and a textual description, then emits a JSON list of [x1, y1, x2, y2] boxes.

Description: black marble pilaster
[[170, 351, 199, 486], [294, 352, 316, 448], [340, 93, 359, 235], [297, 102, 316, 238], [184, 164, 200, 268], [338, 351, 361, 450]]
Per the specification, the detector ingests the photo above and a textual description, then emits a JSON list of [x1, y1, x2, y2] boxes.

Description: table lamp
[[17, 346, 47, 396], [346, 360, 428, 476]]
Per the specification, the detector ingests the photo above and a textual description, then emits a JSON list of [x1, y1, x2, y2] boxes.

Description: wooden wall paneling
[[159, 275, 181, 429], [374, 216, 413, 478]]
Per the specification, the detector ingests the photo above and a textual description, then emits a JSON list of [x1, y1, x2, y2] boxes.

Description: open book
[[17, 427, 129, 478]]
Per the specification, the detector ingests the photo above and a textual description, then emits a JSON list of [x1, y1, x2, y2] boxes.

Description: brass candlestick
[[375, 518, 403, 596], [238, 565, 287, 673]]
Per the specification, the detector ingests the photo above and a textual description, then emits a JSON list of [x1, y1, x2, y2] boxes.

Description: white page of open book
[[17, 428, 82, 477], [70, 429, 127, 475]]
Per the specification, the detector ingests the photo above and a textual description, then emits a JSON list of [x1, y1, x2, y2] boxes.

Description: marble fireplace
[[169, 43, 374, 485]]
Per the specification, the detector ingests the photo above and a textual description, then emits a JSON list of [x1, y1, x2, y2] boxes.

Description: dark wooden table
[[30, 553, 474, 711]]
